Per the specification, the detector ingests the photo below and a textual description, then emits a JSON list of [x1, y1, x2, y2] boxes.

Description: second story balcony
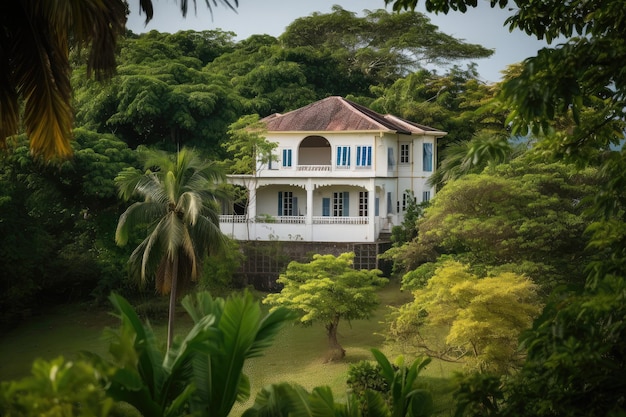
[[296, 164, 331, 172]]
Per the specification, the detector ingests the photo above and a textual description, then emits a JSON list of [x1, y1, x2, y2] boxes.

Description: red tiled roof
[[261, 96, 445, 135]]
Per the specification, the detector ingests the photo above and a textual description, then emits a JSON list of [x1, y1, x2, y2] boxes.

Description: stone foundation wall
[[234, 240, 392, 291]]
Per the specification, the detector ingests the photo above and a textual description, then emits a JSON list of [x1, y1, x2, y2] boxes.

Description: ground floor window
[[422, 190, 431, 202], [333, 192, 349, 216], [278, 191, 297, 215], [359, 191, 368, 216]]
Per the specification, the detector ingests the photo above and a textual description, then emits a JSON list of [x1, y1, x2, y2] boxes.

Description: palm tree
[[115, 147, 228, 349], [0, 0, 237, 160]]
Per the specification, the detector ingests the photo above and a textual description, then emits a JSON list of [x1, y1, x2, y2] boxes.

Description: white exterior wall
[[223, 129, 442, 242]]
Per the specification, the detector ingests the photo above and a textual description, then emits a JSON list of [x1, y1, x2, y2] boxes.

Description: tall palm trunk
[[167, 251, 179, 350]]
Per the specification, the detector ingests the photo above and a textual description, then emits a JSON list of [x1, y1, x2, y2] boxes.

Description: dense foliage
[[0, 7, 494, 327], [386, 1, 626, 416], [115, 147, 229, 348], [385, 158, 599, 292], [264, 253, 388, 361], [0, 0, 237, 160], [389, 260, 541, 374], [0, 290, 291, 417], [2, 0, 626, 415]]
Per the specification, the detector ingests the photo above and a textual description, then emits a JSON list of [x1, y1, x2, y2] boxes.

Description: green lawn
[[0, 281, 461, 415]]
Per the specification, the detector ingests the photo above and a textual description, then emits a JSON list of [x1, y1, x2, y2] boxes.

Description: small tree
[[389, 260, 542, 375], [221, 114, 278, 239], [264, 252, 388, 361]]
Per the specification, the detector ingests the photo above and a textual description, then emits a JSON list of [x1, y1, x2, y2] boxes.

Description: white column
[[306, 179, 314, 240], [368, 179, 376, 241], [247, 182, 257, 220]]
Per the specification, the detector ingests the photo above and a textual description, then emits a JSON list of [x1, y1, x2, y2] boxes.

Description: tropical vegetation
[[264, 253, 388, 361], [1, 0, 626, 416], [115, 147, 228, 349]]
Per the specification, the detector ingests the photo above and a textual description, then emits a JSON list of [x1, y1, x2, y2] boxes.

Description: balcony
[[219, 214, 376, 242], [219, 215, 368, 225], [296, 165, 331, 172], [312, 216, 369, 224]]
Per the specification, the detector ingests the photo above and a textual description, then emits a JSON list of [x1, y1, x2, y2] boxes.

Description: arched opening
[[298, 135, 331, 167]]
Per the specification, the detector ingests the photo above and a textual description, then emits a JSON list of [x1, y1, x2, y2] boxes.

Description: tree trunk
[[167, 252, 179, 351], [325, 315, 345, 362]]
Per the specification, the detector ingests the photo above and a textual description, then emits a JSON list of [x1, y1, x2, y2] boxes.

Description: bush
[[346, 360, 389, 398]]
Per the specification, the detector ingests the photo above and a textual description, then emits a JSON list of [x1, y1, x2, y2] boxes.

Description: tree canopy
[[264, 253, 388, 361], [389, 260, 541, 374], [0, 0, 237, 160], [382, 2, 626, 415], [386, 157, 599, 292]]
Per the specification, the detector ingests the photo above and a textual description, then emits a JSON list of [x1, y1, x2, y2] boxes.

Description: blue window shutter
[[346, 147, 350, 166], [375, 197, 379, 216], [356, 146, 361, 166], [336, 147, 341, 165], [282, 149, 292, 167], [343, 192, 350, 216], [367, 146, 372, 166], [322, 198, 330, 216], [293, 197, 298, 216], [278, 192, 283, 216]]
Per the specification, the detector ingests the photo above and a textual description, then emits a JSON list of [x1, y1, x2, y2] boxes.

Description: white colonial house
[[219, 96, 446, 243]]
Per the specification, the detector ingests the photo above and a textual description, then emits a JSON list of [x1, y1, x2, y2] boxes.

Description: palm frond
[[115, 200, 165, 246], [243, 383, 308, 417], [160, 212, 185, 260], [137, 173, 170, 204], [180, 226, 201, 280], [178, 191, 203, 225], [59, 0, 127, 80], [107, 293, 167, 413], [115, 167, 147, 201], [309, 386, 338, 417], [139, 219, 172, 281], [0, 35, 19, 149], [11, 5, 73, 159]]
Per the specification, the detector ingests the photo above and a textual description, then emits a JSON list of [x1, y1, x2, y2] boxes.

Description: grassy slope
[[0, 281, 461, 415]]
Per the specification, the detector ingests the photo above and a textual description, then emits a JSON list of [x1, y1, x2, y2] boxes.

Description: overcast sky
[[125, 0, 549, 83]]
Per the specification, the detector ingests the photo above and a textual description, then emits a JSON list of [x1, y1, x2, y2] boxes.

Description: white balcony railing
[[296, 165, 331, 171], [219, 215, 247, 223], [312, 216, 369, 224], [220, 215, 370, 225], [254, 215, 305, 224]]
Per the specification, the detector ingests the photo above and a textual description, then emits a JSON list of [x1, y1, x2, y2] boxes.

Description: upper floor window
[[336, 146, 351, 168], [400, 143, 410, 164], [423, 143, 433, 172], [387, 147, 395, 169], [282, 149, 292, 167], [356, 146, 372, 167]]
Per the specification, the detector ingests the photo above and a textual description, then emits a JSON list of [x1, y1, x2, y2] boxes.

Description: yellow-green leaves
[[390, 260, 541, 374]]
